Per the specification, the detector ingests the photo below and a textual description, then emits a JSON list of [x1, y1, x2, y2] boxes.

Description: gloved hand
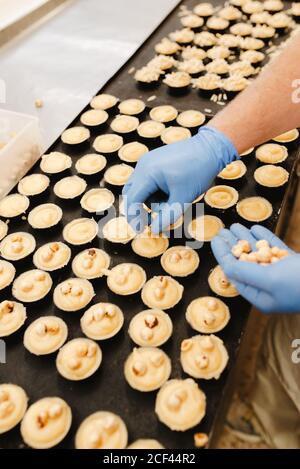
[[211, 223, 300, 313], [123, 126, 238, 233]]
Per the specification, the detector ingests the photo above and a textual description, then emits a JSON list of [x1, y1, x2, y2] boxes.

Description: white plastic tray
[[0, 109, 42, 198]]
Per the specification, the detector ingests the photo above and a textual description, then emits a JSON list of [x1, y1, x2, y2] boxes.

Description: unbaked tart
[[53, 278, 95, 312], [12, 270, 52, 302], [75, 411, 127, 449], [124, 347, 171, 392], [155, 378, 206, 431], [72, 248, 110, 279], [141, 275, 184, 310], [186, 296, 230, 333], [208, 265, 239, 297], [107, 263, 146, 295], [23, 316, 68, 355], [0, 300, 27, 337], [180, 334, 229, 379], [21, 397, 72, 449], [128, 309, 173, 347], [56, 338, 102, 381], [80, 302, 124, 340]]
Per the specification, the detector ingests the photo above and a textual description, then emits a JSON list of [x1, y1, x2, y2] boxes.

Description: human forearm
[[208, 33, 300, 154]]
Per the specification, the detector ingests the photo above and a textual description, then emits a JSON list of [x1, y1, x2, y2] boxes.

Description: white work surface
[[0, 0, 180, 151]]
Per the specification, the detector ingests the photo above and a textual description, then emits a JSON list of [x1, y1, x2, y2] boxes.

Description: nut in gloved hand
[[231, 238, 290, 264], [211, 223, 300, 314]]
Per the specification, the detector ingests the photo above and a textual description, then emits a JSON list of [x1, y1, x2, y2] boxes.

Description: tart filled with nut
[[23, 316, 68, 355], [80, 302, 124, 340], [180, 334, 229, 379], [128, 309, 173, 347], [0, 300, 27, 337], [75, 411, 128, 449], [56, 338, 102, 381], [155, 378, 206, 431], [21, 397, 72, 448], [53, 278, 95, 312], [0, 384, 28, 434], [124, 347, 171, 392]]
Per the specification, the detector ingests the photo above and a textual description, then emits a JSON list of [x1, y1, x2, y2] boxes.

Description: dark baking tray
[[103, 0, 295, 116], [0, 0, 299, 450]]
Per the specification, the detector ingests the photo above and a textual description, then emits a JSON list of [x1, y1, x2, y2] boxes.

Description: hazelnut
[[105, 305, 116, 318], [0, 390, 9, 403], [180, 249, 191, 259], [154, 287, 165, 300], [41, 250, 53, 262], [88, 249, 96, 257], [181, 339, 193, 352], [159, 276, 168, 288], [256, 247, 272, 263], [48, 403, 63, 419], [87, 343, 97, 357], [35, 271, 46, 281], [271, 246, 280, 256], [71, 285, 83, 296], [203, 311, 216, 325], [237, 239, 251, 253], [82, 258, 93, 269], [89, 430, 102, 448], [35, 322, 47, 336], [196, 354, 209, 369], [11, 241, 23, 253], [76, 343, 88, 357], [103, 415, 118, 434], [68, 357, 81, 370], [277, 249, 289, 259], [219, 273, 229, 288], [232, 245, 243, 258], [1, 301, 14, 315], [132, 360, 147, 376], [11, 234, 22, 243], [194, 432, 209, 448], [239, 253, 249, 262], [256, 240, 269, 250], [61, 283, 71, 295], [169, 252, 181, 263], [140, 328, 154, 341], [207, 298, 218, 311], [0, 400, 14, 418], [247, 252, 257, 263], [167, 394, 181, 411], [144, 314, 159, 328], [37, 410, 48, 428], [151, 352, 164, 367], [271, 256, 279, 263], [47, 322, 60, 334], [93, 309, 104, 322], [175, 389, 187, 402], [50, 243, 60, 252]]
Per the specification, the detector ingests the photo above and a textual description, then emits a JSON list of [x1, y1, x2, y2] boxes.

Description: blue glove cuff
[[196, 125, 240, 170]]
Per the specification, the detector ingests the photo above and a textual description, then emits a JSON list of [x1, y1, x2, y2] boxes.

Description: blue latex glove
[[123, 126, 238, 233], [211, 223, 300, 314]]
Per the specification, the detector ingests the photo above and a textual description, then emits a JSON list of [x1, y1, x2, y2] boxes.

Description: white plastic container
[[0, 109, 42, 198]]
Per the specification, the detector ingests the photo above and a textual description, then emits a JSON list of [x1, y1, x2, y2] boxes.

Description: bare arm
[[208, 33, 300, 154]]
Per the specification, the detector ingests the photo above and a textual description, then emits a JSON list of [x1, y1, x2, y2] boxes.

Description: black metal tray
[[103, 0, 294, 116], [0, 0, 299, 450]]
